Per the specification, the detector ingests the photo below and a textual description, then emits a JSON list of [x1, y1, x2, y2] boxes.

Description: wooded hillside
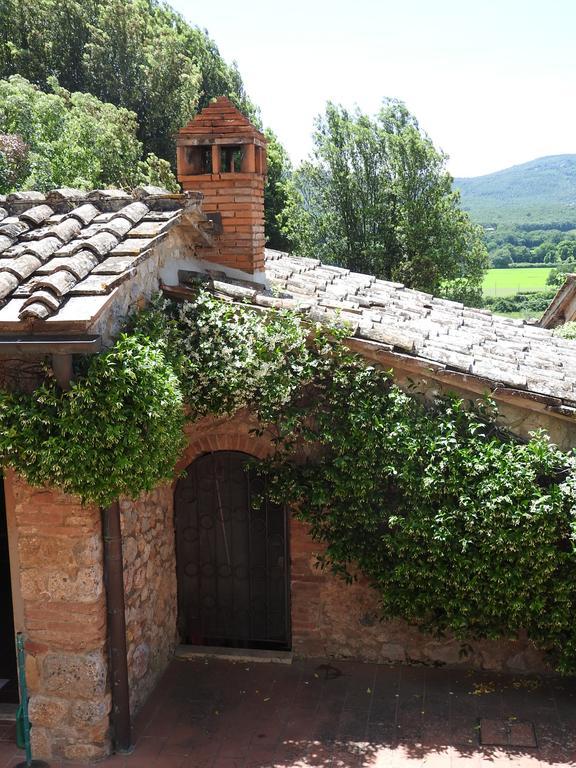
[[455, 155, 576, 226]]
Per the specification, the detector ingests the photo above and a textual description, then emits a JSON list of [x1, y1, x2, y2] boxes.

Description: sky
[[170, 0, 576, 179]]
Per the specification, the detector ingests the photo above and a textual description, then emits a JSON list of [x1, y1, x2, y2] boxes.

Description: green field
[[482, 267, 552, 298]]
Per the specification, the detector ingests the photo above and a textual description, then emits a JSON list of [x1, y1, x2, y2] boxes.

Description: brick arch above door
[[174, 411, 274, 484]]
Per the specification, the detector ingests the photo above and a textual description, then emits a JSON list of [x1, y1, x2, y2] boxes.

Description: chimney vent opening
[[220, 146, 244, 174], [183, 146, 212, 174]]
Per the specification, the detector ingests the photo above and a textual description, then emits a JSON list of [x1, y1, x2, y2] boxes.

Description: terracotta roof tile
[[0, 187, 196, 322], [194, 248, 576, 409]]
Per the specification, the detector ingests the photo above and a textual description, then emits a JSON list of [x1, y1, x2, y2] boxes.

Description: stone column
[[6, 472, 111, 761]]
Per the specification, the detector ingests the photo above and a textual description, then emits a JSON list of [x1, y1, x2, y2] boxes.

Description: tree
[[281, 101, 489, 302], [0, 75, 178, 192], [0, 0, 257, 163], [264, 129, 293, 251], [557, 240, 576, 262], [0, 0, 98, 92], [534, 242, 558, 263], [491, 247, 512, 268], [82, 0, 203, 161], [0, 0, 286, 239], [0, 133, 28, 190]]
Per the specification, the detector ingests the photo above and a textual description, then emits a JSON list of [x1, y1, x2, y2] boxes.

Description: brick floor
[[1, 658, 576, 767]]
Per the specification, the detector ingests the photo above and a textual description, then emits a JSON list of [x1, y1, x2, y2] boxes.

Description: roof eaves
[[165, 277, 576, 419]]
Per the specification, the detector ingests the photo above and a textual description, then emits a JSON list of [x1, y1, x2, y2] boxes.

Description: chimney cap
[[176, 96, 266, 144]]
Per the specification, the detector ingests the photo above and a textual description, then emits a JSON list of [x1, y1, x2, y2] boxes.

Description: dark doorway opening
[[175, 451, 290, 651], [0, 477, 18, 703]]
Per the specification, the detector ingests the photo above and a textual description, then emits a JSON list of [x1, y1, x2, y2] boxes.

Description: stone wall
[[120, 484, 178, 715], [287, 365, 576, 673], [6, 471, 110, 762], [183, 408, 565, 675], [90, 227, 197, 345], [290, 518, 549, 673]]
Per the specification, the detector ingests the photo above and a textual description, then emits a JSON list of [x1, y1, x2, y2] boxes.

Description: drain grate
[[480, 719, 537, 748], [0, 721, 16, 743]]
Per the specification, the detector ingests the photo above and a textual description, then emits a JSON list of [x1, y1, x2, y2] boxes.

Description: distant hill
[[454, 155, 576, 226]]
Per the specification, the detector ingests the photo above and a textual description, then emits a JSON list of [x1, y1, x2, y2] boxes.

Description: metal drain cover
[[480, 719, 537, 748]]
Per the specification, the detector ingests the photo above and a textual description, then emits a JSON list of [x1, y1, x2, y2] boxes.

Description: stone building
[[0, 98, 575, 761], [540, 273, 576, 328]]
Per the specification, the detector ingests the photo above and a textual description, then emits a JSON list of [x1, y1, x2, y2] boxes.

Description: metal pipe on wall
[[101, 501, 132, 753]]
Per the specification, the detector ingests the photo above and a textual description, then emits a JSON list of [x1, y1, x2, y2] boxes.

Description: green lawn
[[482, 267, 552, 298]]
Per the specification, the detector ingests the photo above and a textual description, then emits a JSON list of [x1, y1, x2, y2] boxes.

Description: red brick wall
[[176, 97, 267, 277], [289, 517, 549, 673], [5, 405, 554, 764], [179, 172, 265, 274]]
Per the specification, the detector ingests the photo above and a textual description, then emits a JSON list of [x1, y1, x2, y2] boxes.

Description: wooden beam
[[0, 335, 102, 354]]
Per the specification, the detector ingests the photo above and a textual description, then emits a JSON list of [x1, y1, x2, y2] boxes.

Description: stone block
[[24, 597, 106, 652], [70, 695, 111, 727], [20, 568, 48, 600], [18, 532, 102, 569], [43, 650, 107, 699], [28, 695, 69, 727], [506, 644, 549, 673], [379, 642, 406, 662], [423, 640, 470, 666], [25, 652, 41, 691], [62, 740, 110, 761], [131, 643, 150, 679], [45, 566, 103, 602], [30, 725, 52, 759], [133, 566, 146, 590], [123, 536, 138, 564]]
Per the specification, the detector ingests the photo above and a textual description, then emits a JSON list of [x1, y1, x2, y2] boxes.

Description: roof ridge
[[0, 188, 194, 216]]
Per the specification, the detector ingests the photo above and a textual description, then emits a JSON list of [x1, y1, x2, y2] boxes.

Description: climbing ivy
[[555, 321, 576, 340], [260, 345, 576, 672], [0, 292, 316, 505], [129, 291, 318, 422], [1, 289, 576, 670], [0, 334, 186, 506]]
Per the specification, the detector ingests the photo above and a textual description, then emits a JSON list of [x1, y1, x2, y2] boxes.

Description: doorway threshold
[[0, 703, 17, 721], [176, 644, 293, 665]]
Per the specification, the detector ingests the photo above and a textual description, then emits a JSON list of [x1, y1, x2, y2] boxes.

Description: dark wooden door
[[175, 451, 290, 650]]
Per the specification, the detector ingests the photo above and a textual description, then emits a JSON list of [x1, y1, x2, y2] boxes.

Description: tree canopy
[[0, 75, 177, 193], [280, 101, 489, 301], [0, 0, 293, 247], [0, 3, 492, 290], [264, 128, 293, 251], [0, 0, 254, 162]]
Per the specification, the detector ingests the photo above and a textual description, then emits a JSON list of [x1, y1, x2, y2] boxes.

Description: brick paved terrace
[[1, 657, 575, 767]]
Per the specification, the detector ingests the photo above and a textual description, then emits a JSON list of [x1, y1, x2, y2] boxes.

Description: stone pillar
[[119, 485, 178, 716], [6, 472, 110, 761]]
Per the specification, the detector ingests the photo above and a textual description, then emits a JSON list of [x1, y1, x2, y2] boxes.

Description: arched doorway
[[175, 451, 290, 651]]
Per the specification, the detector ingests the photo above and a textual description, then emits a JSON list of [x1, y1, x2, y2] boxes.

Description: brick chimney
[[176, 97, 267, 279]]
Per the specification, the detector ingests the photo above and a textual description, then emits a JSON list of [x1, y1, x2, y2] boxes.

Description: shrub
[[0, 334, 185, 506], [555, 322, 576, 340]]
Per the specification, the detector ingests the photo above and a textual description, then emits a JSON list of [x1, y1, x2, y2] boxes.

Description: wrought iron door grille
[[175, 451, 290, 650]]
